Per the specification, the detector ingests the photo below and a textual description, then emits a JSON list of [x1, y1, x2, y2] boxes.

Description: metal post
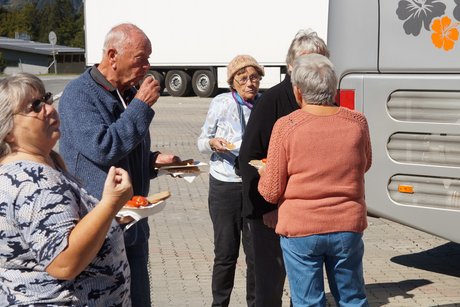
[[53, 49, 57, 74], [48, 31, 58, 74]]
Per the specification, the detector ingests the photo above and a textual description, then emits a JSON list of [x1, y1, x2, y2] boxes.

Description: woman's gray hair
[[0, 73, 45, 157], [102, 23, 147, 55], [291, 53, 337, 106], [286, 29, 329, 74]]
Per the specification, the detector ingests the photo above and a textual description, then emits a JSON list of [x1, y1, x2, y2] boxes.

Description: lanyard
[[232, 91, 254, 109], [116, 89, 128, 109], [232, 91, 251, 135]]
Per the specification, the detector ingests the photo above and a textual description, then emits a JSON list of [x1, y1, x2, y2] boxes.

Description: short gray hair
[[291, 53, 337, 106], [286, 29, 329, 74], [102, 23, 148, 55], [0, 73, 45, 157]]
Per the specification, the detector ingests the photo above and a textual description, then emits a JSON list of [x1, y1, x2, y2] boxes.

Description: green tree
[[13, 3, 38, 40], [0, 9, 19, 37], [0, 4, 38, 38], [0, 0, 83, 48], [0, 52, 6, 73], [19, 3, 40, 40], [0, 7, 9, 36], [69, 6, 84, 48]]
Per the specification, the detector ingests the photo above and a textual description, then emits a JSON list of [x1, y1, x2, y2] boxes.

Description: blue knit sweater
[[58, 68, 159, 246]]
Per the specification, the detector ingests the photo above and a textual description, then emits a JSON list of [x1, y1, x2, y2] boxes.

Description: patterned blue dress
[[0, 160, 131, 306]]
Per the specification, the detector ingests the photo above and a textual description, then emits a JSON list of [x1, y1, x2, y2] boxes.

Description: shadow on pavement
[[391, 242, 460, 278], [369, 279, 432, 303], [325, 279, 432, 306]]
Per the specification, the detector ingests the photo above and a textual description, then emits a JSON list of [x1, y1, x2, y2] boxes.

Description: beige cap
[[227, 55, 264, 85]]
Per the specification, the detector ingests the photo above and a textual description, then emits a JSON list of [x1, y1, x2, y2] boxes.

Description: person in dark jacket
[[238, 29, 329, 307], [58, 23, 180, 307]]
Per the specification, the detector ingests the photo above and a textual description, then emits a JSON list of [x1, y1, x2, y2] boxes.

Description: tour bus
[[329, 0, 460, 243]]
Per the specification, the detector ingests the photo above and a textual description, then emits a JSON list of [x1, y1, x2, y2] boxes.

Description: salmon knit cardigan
[[258, 107, 372, 237]]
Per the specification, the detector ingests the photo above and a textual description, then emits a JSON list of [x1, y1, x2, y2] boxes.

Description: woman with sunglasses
[[0, 73, 134, 306], [197, 55, 264, 307]]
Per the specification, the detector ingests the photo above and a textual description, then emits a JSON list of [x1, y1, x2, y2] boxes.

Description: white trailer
[[84, 0, 328, 97]]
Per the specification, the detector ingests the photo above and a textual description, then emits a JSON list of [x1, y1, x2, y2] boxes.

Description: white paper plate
[[119, 200, 166, 218], [225, 140, 242, 151], [248, 160, 265, 170], [158, 161, 207, 170]]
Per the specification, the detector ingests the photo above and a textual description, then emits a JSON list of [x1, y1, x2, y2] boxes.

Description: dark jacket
[[239, 75, 299, 219]]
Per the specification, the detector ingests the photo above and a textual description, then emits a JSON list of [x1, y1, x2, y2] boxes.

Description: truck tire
[[192, 70, 217, 97], [165, 70, 192, 97], [150, 70, 165, 94]]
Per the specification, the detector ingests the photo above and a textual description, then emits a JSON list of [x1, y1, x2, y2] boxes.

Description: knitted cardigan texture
[[258, 107, 372, 237]]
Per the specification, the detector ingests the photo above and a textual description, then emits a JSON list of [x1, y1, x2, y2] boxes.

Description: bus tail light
[[337, 89, 355, 110]]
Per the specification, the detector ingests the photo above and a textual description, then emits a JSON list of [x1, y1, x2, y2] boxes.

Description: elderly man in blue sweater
[[58, 23, 179, 307]]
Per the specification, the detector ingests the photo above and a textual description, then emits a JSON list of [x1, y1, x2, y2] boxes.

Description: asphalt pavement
[[41, 76, 460, 307], [147, 95, 460, 307]]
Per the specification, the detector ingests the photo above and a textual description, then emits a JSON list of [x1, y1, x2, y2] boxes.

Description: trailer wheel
[[149, 70, 165, 94], [192, 70, 217, 97], [165, 70, 192, 97]]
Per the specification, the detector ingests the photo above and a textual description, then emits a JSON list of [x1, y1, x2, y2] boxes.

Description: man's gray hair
[[102, 23, 147, 55], [286, 29, 329, 74], [0, 73, 45, 157], [291, 53, 337, 106]]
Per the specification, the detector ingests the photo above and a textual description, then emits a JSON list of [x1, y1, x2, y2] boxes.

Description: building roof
[[0, 37, 84, 55]]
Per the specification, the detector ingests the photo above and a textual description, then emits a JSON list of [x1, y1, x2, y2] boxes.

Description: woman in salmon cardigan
[[258, 53, 372, 307]]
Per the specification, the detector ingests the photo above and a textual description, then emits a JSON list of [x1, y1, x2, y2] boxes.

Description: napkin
[[157, 162, 207, 183], [117, 201, 166, 230]]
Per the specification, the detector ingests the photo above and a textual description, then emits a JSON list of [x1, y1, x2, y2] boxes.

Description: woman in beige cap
[[197, 55, 264, 307]]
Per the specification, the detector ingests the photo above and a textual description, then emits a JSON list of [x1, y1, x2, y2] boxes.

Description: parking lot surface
[[147, 95, 460, 307], [42, 76, 460, 307]]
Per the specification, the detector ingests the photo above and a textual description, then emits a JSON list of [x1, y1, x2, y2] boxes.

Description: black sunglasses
[[15, 92, 53, 115]]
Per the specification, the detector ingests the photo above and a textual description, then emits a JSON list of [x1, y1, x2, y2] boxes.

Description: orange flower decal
[[431, 16, 459, 51]]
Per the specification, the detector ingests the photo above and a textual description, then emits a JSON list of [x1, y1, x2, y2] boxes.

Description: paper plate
[[158, 161, 207, 170], [119, 200, 166, 219], [248, 160, 265, 170]]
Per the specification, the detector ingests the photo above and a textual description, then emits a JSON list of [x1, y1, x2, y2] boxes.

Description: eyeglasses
[[14, 92, 53, 115], [234, 74, 261, 86]]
